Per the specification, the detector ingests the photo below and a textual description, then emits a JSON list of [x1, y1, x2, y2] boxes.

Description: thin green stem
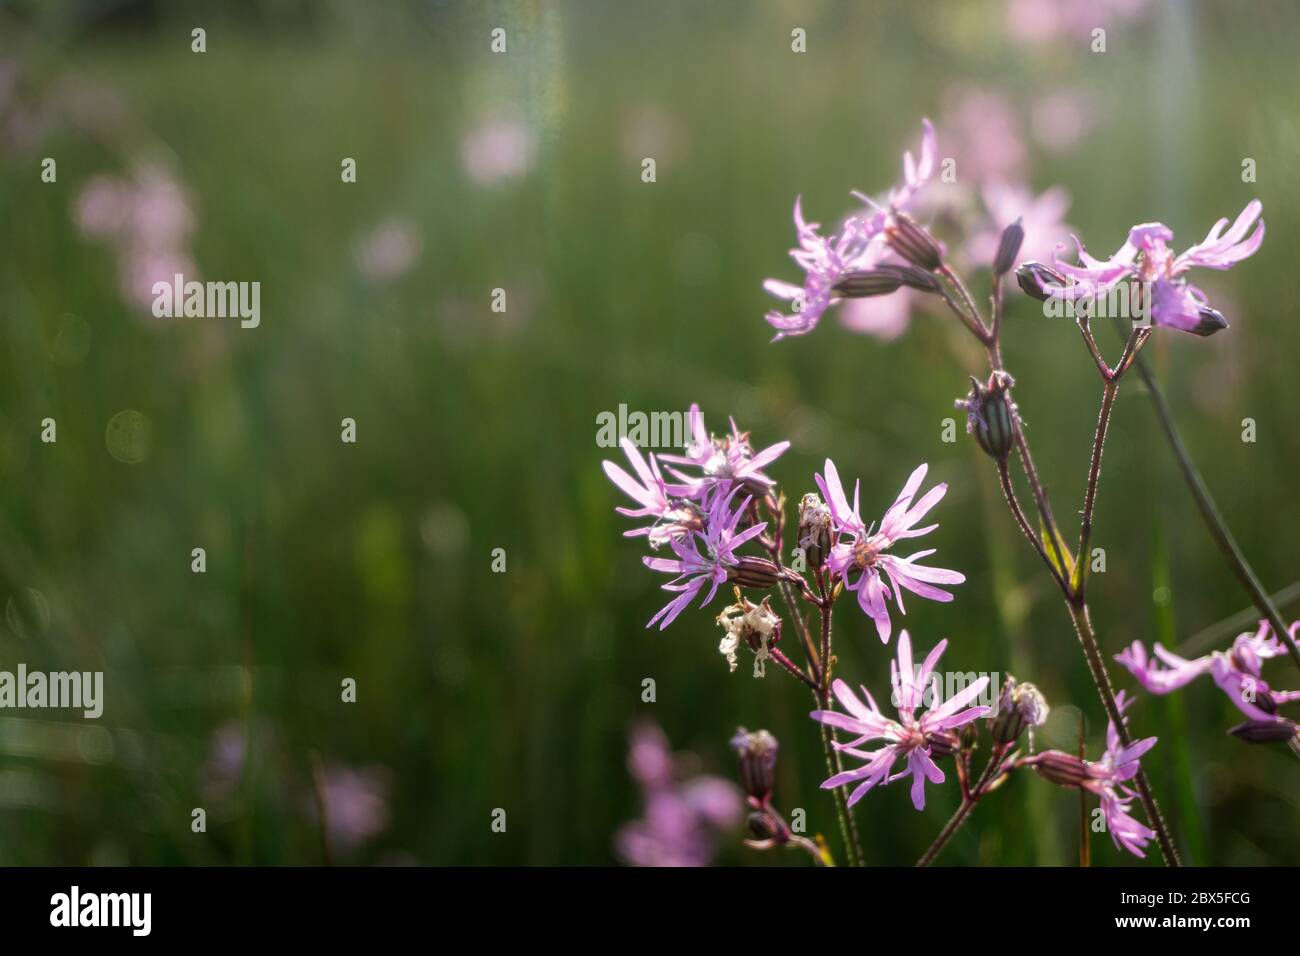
[[1130, 346, 1300, 671], [1065, 599, 1182, 865], [916, 743, 1011, 866], [816, 583, 866, 866]]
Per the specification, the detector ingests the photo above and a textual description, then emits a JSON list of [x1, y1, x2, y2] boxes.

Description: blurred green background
[[1, 0, 1298, 865]]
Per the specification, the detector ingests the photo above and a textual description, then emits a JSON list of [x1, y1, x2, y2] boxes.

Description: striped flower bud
[[834, 269, 903, 298], [885, 213, 943, 271], [994, 218, 1025, 276], [956, 370, 1017, 461], [731, 728, 779, 805], [1015, 261, 1067, 302], [927, 729, 961, 759], [728, 556, 781, 589], [1227, 718, 1299, 745], [1190, 305, 1229, 337], [1029, 751, 1092, 789]]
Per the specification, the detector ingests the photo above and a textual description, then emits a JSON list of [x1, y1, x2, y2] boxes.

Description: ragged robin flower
[[815, 459, 965, 643]]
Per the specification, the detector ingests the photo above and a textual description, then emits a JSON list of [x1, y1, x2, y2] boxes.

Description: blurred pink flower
[[314, 764, 391, 852], [967, 181, 1073, 266], [616, 723, 742, 867], [73, 176, 130, 239], [941, 89, 1026, 185], [72, 164, 199, 312], [838, 286, 916, 341], [120, 248, 197, 310], [1031, 90, 1095, 153], [355, 217, 423, 282], [1007, 0, 1152, 45], [460, 118, 536, 186]]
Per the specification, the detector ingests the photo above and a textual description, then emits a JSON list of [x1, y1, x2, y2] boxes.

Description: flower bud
[[959, 722, 979, 751], [927, 729, 960, 759], [955, 370, 1017, 461], [746, 811, 780, 842], [834, 269, 903, 298], [1030, 751, 1092, 789], [1250, 691, 1279, 716], [990, 675, 1050, 745], [885, 213, 943, 271], [885, 263, 943, 293], [796, 493, 831, 568], [731, 727, 779, 804], [1015, 261, 1067, 302], [1189, 305, 1229, 337], [728, 556, 781, 589], [1227, 717, 1299, 745], [994, 218, 1025, 276]]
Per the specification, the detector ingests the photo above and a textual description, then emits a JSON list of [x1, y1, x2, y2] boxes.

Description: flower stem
[[1076, 378, 1117, 587], [916, 743, 1010, 866], [770, 647, 819, 690], [1064, 598, 1182, 865], [997, 460, 1069, 597], [940, 263, 1180, 865], [815, 587, 866, 866], [1129, 346, 1300, 671]]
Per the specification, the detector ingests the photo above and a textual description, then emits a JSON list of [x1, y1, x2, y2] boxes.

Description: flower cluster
[[609, 108, 1275, 867], [602, 407, 962, 641], [602, 404, 789, 630]]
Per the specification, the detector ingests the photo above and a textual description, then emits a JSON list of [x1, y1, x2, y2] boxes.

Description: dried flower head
[[717, 596, 781, 677], [796, 492, 832, 568]]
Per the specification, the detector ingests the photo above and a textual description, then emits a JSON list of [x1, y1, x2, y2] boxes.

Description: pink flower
[[764, 119, 936, 340], [1087, 693, 1158, 857], [811, 631, 991, 810], [659, 404, 790, 500], [838, 272, 918, 341], [1116, 620, 1300, 722], [1029, 200, 1264, 335], [641, 487, 767, 630], [815, 459, 965, 643], [71, 164, 199, 313], [616, 723, 742, 867], [1025, 691, 1156, 857], [601, 437, 701, 548], [354, 217, 422, 283], [312, 764, 391, 852], [1031, 90, 1095, 153], [940, 89, 1025, 185], [459, 118, 536, 186], [1007, 0, 1152, 45]]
